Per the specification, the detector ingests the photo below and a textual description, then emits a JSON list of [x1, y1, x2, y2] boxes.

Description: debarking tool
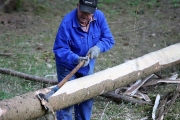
[[37, 54, 90, 110]]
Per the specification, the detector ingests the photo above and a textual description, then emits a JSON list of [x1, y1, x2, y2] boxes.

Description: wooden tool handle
[[57, 54, 90, 88]]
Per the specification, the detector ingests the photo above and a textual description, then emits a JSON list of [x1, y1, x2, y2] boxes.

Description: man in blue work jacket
[[53, 0, 115, 119]]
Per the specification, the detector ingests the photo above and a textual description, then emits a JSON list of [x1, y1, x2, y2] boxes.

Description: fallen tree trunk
[[0, 43, 180, 120]]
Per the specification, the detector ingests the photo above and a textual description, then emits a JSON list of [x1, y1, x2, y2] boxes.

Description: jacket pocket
[[92, 32, 101, 44], [92, 31, 101, 41], [70, 36, 85, 46], [92, 32, 101, 39]]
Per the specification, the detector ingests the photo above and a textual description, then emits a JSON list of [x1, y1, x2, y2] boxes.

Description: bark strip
[[124, 74, 155, 95], [101, 92, 152, 105], [0, 43, 180, 120], [142, 79, 180, 87], [157, 84, 180, 120]]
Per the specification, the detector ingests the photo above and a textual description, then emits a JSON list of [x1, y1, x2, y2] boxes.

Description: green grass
[[0, 91, 13, 100]]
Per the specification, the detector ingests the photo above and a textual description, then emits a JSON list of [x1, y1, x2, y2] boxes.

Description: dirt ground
[[0, 0, 180, 119], [0, 1, 179, 60]]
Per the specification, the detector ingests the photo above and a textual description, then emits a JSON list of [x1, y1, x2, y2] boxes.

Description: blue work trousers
[[56, 64, 94, 120]]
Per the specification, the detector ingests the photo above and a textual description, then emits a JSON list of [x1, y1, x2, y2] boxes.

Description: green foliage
[[33, 0, 50, 14], [99, 0, 117, 3], [16, 0, 24, 11], [126, 0, 141, 6], [171, 0, 180, 8], [146, 0, 158, 8], [125, 0, 160, 9]]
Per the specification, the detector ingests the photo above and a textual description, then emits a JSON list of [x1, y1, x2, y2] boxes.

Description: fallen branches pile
[[102, 73, 180, 120]]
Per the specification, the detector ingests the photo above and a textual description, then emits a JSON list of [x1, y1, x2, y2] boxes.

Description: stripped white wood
[[169, 74, 178, 80], [152, 94, 161, 120]]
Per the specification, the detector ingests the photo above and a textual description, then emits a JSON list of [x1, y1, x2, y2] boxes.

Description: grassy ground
[[0, 0, 180, 119]]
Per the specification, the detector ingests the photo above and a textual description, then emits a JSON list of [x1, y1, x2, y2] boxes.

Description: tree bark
[[0, 43, 180, 120]]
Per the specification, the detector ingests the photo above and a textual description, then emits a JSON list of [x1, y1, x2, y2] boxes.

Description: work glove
[[78, 56, 90, 67], [87, 46, 100, 59]]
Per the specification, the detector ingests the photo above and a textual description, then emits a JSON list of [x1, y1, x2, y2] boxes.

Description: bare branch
[[100, 101, 110, 120], [101, 92, 152, 105], [157, 84, 180, 120], [0, 68, 58, 84], [142, 79, 180, 87], [0, 53, 13, 56]]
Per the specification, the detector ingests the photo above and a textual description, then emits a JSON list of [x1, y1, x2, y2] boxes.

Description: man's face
[[77, 3, 93, 26]]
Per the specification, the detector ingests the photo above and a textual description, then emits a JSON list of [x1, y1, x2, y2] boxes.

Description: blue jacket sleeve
[[95, 11, 115, 53], [53, 22, 79, 64]]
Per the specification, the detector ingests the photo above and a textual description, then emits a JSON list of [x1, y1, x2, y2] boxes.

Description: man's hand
[[78, 56, 90, 67], [87, 46, 100, 59]]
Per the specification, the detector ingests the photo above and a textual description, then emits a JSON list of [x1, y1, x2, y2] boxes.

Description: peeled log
[[1, 43, 180, 120]]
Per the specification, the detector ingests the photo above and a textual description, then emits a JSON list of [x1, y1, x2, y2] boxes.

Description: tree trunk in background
[[0, 43, 180, 120], [0, 0, 18, 13]]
